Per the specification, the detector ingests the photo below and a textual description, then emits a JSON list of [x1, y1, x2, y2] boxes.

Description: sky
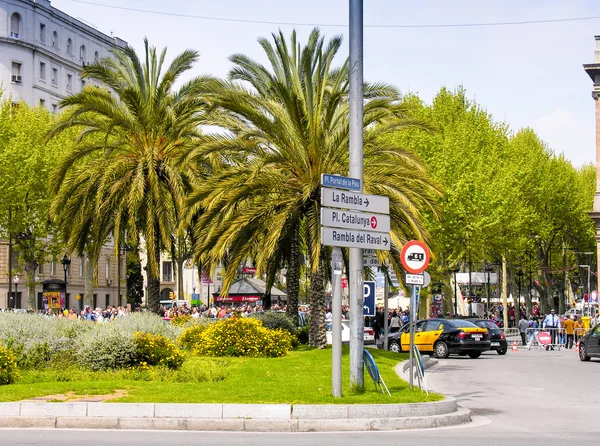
[[51, 0, 600, 167]]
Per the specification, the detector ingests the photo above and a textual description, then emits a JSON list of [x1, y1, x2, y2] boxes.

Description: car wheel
[[389, 340, 401, 353], [434, 341, 449, 358], [468, 352, 481, 359], [497, 347, 507, 355], [579, 343, 591, 362]]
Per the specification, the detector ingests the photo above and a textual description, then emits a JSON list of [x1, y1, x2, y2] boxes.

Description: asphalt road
[[2, 346, 599, 445]]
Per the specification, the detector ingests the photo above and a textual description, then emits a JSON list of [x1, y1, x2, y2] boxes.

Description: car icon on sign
[[407, 252, 424, 262]]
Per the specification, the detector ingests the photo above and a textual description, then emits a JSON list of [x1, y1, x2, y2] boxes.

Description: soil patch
[[24, 390, 128, 403]]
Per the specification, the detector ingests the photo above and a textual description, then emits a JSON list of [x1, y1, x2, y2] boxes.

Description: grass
[[0, 346, 442, 404]]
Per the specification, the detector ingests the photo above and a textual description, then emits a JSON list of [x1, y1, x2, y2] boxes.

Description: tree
[[48, 39, 216, 312], [189, 29, 440, 347], [0, 100, 67, 310]]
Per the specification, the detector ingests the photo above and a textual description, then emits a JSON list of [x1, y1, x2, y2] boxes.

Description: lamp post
[[579, 264, 591, 316], [485, 263, 493, 315], [453, 267, 459, 316], [12, 275, 19, 309], [61, 254, 72, 311]]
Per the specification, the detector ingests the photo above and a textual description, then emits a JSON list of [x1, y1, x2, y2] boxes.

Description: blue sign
[[363, 281, 375, 316], [321, 174, 361, 192]]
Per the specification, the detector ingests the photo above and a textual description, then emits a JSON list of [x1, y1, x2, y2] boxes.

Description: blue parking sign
[[363, 281, 375, 316]]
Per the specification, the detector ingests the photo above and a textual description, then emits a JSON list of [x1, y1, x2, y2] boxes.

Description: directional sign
[[400, 240, 430, 274], [321, 227, 391, 250], [405, 273, 424, 285], [321, 187, 389, 214], [320, 208, 390, 233], [363, 281, 375, 316], [364, 249, 377, 256], [321, 174, 361, 192], [363, 257, 382, 267]]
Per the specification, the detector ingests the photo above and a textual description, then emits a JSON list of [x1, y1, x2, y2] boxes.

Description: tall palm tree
[[48, 38, 216, 312], [189, 29, 441, 347]]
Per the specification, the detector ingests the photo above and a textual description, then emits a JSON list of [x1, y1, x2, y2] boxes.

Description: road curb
[[0, 398, 471, 432]]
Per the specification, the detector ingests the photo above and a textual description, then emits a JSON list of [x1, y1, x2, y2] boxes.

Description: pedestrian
[[542, 309, 560, 349], [563, 315, 575, 349], [389, 311, 401, 333], [574, 316, 584, 343], [518, 316, 529, 345]]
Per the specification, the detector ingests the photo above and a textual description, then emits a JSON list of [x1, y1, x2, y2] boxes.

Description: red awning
[[215, 295, 261, 303]]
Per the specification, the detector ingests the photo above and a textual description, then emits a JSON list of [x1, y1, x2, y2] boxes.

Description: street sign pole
[[383, 267, 389, 351], [409, 284, 416, 390], [349, 0, 364, 390], [331, 247, 343, 398]]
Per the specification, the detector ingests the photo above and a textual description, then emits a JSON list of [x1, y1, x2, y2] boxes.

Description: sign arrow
[[364, 198, 370, 207], [384, 237, 389, 246]]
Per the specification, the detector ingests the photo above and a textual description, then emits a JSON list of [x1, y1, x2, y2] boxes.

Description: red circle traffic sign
[[400, 240, 430, 274]]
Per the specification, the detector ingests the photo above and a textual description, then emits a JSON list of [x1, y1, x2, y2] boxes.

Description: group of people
[[40, 305, 132, 321]]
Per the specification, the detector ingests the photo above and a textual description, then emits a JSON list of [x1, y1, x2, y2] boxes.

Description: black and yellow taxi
[[377, 318, 491, 358]]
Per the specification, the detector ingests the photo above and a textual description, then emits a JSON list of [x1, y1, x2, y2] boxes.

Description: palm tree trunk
[[147, 233, 162, 313], [309, 248, 327, 348], [84, 252, 95, 309], [176, 259, 184, 300], [286, 226, 300, 327]]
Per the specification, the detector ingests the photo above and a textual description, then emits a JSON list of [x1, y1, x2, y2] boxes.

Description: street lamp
[[12, 275, 19, 309], [61, 254, 72, 311], [452, 267, 460, 316], [485, 263, 494, 315], [579, 264, 591, 316]]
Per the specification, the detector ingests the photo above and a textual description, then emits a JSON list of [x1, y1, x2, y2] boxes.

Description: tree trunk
[[147, 234, 162, 313], [286, 226, 300, 327], [84, 252, 94, 309], [25, 261, 37, 311], [177, 259, 184, 300], [502, 255, 508, 328], [309, 248, 327, 348], [264, 266, 276, 310]]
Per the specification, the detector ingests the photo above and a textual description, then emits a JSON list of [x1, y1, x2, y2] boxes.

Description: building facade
[[0, 0, 127, 309]]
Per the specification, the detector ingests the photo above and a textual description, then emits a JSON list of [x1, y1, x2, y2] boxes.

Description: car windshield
[[476, 320, 499, 330], [447, 320, 479, 328]]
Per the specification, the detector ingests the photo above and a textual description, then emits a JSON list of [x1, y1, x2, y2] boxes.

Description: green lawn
[[0, 346, 441, 404]]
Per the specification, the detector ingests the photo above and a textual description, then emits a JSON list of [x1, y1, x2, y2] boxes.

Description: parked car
[[326, 320, 375, 345], [377, 318, 491, 358], [462, 318, 508, 355], [578, 323, 600, 361]]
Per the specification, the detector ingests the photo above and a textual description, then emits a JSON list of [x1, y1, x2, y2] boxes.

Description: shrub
[[296, 326, 309, 345], [170, 315, 192, 327], [0, 344, 19, 384], [77, 325, 137, 371], [134, 332, 184, 369], [249, 311, 296, 334], [178, 324, 210, 351], [193, 318, 293, 358]]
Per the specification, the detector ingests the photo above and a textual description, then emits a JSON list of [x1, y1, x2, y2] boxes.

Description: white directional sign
[[321, 187, 389, 214], [321, 227, 391, 250], [363, 257, 382, 267], [320, 208, 391, 233], [405, 273, 424, 285]]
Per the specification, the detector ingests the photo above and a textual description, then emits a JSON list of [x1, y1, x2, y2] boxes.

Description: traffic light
[[169, 291, 175, 300]]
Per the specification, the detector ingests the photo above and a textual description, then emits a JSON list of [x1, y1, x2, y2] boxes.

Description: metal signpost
[[400, 240, 431, 390], [320, 173, 390, 395]]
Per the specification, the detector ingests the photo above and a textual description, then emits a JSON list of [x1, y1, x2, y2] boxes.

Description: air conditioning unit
[[106, 279, 112, 286], [11, 75, 22, 83]]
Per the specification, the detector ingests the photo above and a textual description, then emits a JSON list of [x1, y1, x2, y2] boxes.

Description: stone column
[[584, 36, 600, 292]]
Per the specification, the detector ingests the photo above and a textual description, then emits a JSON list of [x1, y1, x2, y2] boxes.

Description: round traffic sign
[[400, 240, 430, 274]]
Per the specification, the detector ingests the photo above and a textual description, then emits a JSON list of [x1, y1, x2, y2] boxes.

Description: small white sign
[[363, 257, 381, 267], [321, 187, 389, 214], [405, 273, 424, 285]]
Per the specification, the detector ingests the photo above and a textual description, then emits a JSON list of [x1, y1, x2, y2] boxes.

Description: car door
[[587, 325, 600, 355], [401, 321, 426, 351], [422, 320, 445, 351]]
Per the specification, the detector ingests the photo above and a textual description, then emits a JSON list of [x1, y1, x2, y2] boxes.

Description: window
[[67, 38, 72, 56], [80, 45, 86, 64], [37, 263, 44, 274], [79, 256, 84, 277], [39, 62, 46, 81], [39, 23, 46, 43], [39, 98, 45, 108], [162, 262, 173, 282], [51, 67, 58, 86], [50, 262, 55, 275], [52, 104, 57, 114], [10, 13, 20, 39], [11, 62, 22, 83], [105, 259, 110, 279], [66, 73, 72, 91], [94, 51, 99, 62], [52, 31, 58, 48]]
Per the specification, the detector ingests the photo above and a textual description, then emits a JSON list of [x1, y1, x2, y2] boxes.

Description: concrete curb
[[0, 398, 471, 432]]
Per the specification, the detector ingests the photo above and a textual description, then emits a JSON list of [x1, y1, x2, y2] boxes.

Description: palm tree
[[189, 29, 441, 347], [48, 38, 216, 312]]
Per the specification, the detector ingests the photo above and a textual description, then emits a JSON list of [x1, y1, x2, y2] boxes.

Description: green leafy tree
[[48, 39, 216, 312]]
